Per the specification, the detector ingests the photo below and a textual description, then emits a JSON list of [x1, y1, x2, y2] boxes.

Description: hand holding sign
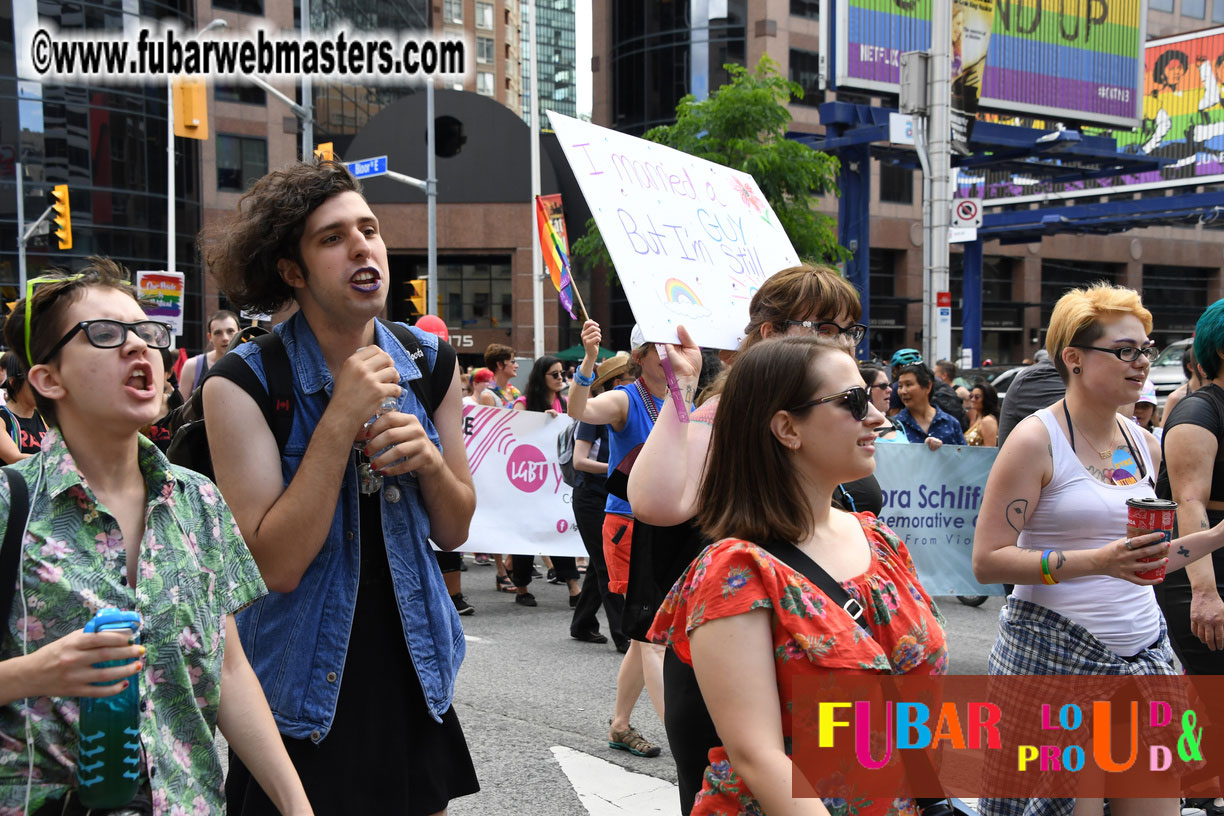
[[580, 320, 602, 363]]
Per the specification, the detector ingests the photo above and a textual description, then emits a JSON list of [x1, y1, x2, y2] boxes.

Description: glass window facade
[[1151, 0, 1174, 9], [476, 1, 494, 29], [1144, 265, 1209, 344], [216, 135, 268, 192], [213, 0, 263, 14], [391, 256, 512, 328], [1184, 0, 1207, 17], [444, 0, 463, 23], [1, 0, 205, 341], [477, 72, 495, 96], [610, 0, 746, 135], [1215, 0, 1224, 21], [879, 162, 914, 205], [521, 0, 577, 126], [478, 36, 495, 63], [791, 0, 820, 19], [789, 49, 821, 107]]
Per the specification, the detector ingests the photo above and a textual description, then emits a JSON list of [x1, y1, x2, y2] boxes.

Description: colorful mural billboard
[[833, 0, 1147, 127], [956, 26, 1224, 204]]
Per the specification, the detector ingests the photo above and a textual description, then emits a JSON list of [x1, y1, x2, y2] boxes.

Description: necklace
[[1064, 404, 1116, 460]]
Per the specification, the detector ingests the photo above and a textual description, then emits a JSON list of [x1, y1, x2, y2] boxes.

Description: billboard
[[833, 0, 1147, 127], [956, 26, 1224, 205]]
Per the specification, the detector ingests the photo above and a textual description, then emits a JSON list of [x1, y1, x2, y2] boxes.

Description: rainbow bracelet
[[1040, 549, 1059, 585]]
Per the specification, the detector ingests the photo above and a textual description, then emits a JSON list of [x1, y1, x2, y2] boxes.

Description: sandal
[[496, 573, 514, 592], [609, 722, 661, 758]]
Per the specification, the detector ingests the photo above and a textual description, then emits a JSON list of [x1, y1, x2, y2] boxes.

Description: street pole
[[16, 161, 25, 291], [528, 0, 544, 359], [167, 73, 175, 274], [928, 0, 952, 364], [301, 0, 312, 161], [427, 80, 438, 315]]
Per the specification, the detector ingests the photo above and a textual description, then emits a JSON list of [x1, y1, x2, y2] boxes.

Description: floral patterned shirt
[[0, 430, 266, 815], [649, 513, 948, 816]]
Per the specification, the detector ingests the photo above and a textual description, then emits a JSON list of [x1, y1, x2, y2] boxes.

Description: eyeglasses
[[869, 382, 891, 392], [970, 392, 983, 401], [24, 274, 84, 364], [788, 386, 870, 421], [547, 371, 565, 380], [40, 320, 172, 364], [784, 320, 868, 344], [1070, 344, 1158, 363]]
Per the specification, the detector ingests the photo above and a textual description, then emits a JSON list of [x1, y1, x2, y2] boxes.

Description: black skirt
[[227, 491, 479, 814]]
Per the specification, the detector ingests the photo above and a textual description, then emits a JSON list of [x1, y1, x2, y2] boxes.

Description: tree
[[572, 55, 845, 278]]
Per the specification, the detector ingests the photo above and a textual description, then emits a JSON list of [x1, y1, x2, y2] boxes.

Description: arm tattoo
[[1006, 499, 1030, 536], [1202, 520, 1210, 531], [1052, 551, 1066, 570], [1179, 546, 1191, 558]]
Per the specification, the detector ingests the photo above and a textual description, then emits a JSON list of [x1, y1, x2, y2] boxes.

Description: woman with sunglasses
[[623, 264, 869, 813], [0, 352, 48, 464], [859, 363, 907, 444], [973, 284, 1224, 816], [0, 262, 311, 816], [649, 336, 947, 816], [965, 379, 1000, 447], [510, 355, 579, 604]]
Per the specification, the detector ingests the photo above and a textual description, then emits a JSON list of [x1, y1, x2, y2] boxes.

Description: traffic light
[[50, 184, 72, 250], [405, 280, 428, 321], [433, 116, 465, 158], [314, 142, 334, 162], [172, 77, 209, 140]]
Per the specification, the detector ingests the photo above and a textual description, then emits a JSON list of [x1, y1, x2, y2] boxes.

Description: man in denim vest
[[198, 160, 478, 815]]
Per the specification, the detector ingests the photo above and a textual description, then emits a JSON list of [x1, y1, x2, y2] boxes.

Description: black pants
[[435, 550, 462, 573], [570, 486, 626, 646], [664, 648, 721, 815], [510, 554, 578, 588]]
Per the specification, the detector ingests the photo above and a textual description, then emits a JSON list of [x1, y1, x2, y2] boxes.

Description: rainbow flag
[[535, 195, 576, 319]]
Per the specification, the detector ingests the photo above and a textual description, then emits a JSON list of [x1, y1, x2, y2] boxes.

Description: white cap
[[1138, 378, 1158, 406], [630, 324, 649, 350]]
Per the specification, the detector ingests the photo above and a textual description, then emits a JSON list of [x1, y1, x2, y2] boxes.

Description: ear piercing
[[1073, 366, 1081, 374]]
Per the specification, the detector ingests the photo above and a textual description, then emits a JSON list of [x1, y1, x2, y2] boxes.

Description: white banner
[[548, 111, 800, 351], [873, 443, 1004, 596], [455, 405, 585, 557]]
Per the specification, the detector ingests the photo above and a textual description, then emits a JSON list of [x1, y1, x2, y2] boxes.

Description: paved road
[[444, 564, 1006, 815]]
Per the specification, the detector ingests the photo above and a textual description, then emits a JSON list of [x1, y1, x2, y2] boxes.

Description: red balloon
[[414, 314, 449, 342]]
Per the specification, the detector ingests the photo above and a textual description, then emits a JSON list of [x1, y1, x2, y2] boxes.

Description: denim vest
[[230, 313, 465, 740]]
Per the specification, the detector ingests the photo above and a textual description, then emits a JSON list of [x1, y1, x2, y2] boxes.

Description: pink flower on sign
[[94, 529, 122, 557], [731, 177, 765, 213], [178, 626, 201, 651], [39, 538, 71, 559], [35, 563, 63, 584]]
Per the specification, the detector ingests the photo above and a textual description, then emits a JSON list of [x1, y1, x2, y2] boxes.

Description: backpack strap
[[202, 333, 295, 454], [0, 467, 28, 626], [379, 320, 456, 420], [758, 539, 869, 634]]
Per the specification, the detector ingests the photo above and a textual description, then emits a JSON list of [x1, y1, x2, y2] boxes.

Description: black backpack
[[166, 320, 455, 480]]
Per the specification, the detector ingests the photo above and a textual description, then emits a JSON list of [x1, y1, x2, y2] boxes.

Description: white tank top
[[1012, 408, 1162, 657]]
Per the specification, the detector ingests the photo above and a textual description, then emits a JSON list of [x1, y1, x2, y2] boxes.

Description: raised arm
[[203, 346, 401, 593], [627, 326, 706, 527], [567, 319, 630, 428], [972, 415, 1169, 585]]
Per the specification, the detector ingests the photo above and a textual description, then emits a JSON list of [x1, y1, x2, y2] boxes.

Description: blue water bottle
[[77, 608, 142, 809]]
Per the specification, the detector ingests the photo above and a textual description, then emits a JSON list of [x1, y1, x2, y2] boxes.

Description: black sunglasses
[[784, 320, 868, 344], [547, 371, 565, 380], [40, 319, 172, 364], [788, 386, 870, 421]]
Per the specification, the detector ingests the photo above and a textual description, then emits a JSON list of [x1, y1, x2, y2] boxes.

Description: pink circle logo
[[506, 445, 549, 493], [556, 519, 569, 533]]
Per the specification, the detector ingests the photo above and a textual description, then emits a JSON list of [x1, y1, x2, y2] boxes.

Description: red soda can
[[1125, 497, 1177, 581]]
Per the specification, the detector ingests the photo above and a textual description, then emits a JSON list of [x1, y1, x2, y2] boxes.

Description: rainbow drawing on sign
[[659, 277, 712, 320], [664, 277, 702, 306]]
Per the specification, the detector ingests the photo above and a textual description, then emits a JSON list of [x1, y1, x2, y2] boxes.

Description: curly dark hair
[[2, 257, 142, 425], [971, 378, 999, 420], [198, 159, 362, 314]]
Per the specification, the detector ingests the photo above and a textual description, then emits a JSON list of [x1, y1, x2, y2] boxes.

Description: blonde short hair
[[1046, 283, 1153, 382]]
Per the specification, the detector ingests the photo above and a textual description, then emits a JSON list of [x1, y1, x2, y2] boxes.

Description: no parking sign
[[953, 198, 983, 229]]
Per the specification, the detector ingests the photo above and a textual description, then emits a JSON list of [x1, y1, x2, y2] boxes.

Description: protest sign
[[873, 443, 1003, 596], [454, 405, 584, 557], [136, 271, 185, 336], [548, 111, 800, 350]]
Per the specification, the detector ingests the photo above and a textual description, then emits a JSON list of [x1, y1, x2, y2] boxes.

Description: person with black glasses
[[510, 355, 580, 606], [649, 335, 948, 816], [974, 284, 1224, 816], [0, 260, 312, 816]]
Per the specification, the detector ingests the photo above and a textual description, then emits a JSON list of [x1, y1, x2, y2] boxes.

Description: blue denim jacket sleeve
[[230, 315, 465, 740]]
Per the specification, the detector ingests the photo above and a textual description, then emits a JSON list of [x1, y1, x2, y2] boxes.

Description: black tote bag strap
[[758, 539, 869, 634], [0, 467, 29, 626]]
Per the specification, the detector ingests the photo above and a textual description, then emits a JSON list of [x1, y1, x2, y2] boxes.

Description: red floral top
[[648, 513, 948, 816]]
